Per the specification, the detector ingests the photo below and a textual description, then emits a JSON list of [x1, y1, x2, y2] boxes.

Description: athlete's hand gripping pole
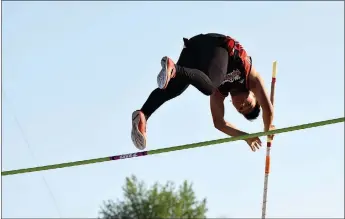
[[261, 61, 277, 219]]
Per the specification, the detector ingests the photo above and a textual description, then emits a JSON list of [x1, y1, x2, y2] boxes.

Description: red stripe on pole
[[265, 156, 270, 174]]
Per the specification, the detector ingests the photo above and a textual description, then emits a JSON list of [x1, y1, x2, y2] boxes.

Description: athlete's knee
[[193, 81, 215, 96], [199, 89, 213, 96]]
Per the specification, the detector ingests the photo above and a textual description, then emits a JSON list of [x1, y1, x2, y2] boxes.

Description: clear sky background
[[2, 1, 344, 218]]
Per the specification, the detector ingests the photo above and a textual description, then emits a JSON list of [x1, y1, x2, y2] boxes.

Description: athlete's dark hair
[[243, 103, 261, 121]]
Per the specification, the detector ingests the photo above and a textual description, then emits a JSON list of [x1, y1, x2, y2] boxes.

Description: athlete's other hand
[[245, 137, 262, 152], [267, 125, 276, 140]]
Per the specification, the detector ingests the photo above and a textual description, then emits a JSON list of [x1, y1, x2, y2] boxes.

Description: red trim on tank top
[[225, 36, 251, 91]]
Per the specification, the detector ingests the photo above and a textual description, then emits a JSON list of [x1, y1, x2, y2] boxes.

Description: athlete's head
[[231, 91, 260, 120]]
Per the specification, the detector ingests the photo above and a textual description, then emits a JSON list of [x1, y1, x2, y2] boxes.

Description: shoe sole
[[131, 111, 146, 150], [158, 57, 174, 89]]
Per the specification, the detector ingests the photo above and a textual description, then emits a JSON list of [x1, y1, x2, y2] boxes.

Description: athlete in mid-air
[[131, 33, 274, 151]]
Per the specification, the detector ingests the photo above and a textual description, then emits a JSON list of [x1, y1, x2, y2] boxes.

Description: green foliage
[[99, 175, 207, 219]]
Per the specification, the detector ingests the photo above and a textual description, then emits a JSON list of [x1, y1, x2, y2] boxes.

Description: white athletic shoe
[[131, 110, 147, 150], [157, 56, 176, 89]]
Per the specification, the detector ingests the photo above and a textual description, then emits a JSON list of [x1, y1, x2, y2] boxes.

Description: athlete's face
[[231, 91, 257, 115]]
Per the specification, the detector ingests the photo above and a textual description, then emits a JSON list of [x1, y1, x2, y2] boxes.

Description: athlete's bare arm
[[210, 90, 247, 137], [210, 90, 262, 151], [248, 68, 274, 132]]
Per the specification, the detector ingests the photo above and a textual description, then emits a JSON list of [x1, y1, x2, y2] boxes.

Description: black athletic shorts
[[176, 33, 252, 89]]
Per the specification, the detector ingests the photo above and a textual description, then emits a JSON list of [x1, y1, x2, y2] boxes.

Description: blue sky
[[2, 1, 344, 218]]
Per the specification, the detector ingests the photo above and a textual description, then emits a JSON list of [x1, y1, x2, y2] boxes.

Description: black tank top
[[217, 56, 251, 97], [217, 69, 248, 96]]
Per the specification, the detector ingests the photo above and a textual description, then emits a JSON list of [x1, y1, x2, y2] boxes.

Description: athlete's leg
[[159, 45, 229, 95], [131, 41, 229, 150], [131, 73, 189, 150], [141, 76, 190, 120], [142, 46, 219, 120], [197, 46, 229, 88], [131, 48, 192, 150], [157, 36, 230, 95], [183, 34, 229, 88], [158, 48, 217, 95]]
